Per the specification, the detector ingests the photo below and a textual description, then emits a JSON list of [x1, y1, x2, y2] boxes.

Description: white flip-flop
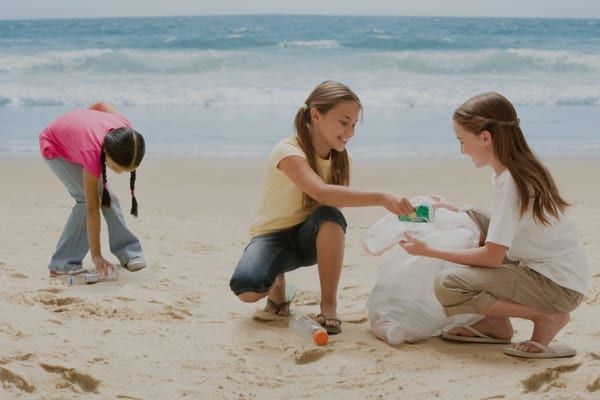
[[441, 325, 511, 344], [503, 340, 576, 359]]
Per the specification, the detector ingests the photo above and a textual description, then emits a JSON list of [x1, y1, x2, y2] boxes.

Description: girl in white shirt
[[400, 92, 588, 358]]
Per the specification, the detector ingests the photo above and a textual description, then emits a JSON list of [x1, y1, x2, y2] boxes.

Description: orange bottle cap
[[313, 329, 329, 346]]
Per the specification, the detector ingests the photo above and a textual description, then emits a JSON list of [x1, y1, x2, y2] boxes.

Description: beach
[[1, 156, 598, 399]]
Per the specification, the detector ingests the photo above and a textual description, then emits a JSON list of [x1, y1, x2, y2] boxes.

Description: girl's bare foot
[[263, 275, 289, 316], [515, 312, 570, 353]]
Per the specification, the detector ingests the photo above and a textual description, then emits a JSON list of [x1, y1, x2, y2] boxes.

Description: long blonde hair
[[294, 81, 362, 210], [453, 92, 569, 225]]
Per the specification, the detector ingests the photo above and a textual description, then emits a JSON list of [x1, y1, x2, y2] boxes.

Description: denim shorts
[[229, 206, 347, 295]]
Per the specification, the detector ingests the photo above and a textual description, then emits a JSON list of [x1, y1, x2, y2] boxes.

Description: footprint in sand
[[40, 363, 101, 393], [1, 354, 101, 394], [34, 293, 143, 320], [161, 304, 193, 320], [521, 362, 581, 393], [292, 348, 328, 364], [0, 321, 25, 338], [0, 262, 28, 279], [293, 290, 320, 306], [38, 288, 65, 294], [587, 376, 600, 392], [0, 366, 35, 393], [36, 295, 80, 307], [0, 354, 35, 393]]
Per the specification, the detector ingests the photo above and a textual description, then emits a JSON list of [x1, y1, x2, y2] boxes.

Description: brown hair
[[453, 92, 569, 225], [101, 127, 145, 217], [294, 81, 361, 210]]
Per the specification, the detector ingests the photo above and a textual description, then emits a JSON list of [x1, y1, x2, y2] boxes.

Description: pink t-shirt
[[39, 108, 131, 178]]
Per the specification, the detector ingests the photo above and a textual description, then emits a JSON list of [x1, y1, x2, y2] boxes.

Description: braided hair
[[101, 127, 146, 217]]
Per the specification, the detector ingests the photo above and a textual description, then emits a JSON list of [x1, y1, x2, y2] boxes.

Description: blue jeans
[[229, 206, 347, 295], [45, 157, 143, 272]]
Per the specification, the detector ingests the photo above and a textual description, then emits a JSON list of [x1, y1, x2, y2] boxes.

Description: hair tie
[[130, 190, 135, 196], [103, 182, 107, 189], [302, 103, 309, 111]]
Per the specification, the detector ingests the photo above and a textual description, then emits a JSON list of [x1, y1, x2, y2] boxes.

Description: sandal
[[253, 284, 297, 321], [265, 297, 292, 316], [316, 313, 342, 335]]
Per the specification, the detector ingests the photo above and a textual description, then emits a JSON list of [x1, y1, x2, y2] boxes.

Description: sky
[[1, 0, 599, 20]]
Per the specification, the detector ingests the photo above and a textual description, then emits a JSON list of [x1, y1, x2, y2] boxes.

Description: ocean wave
[[1, 47, 599, 108], [508, 48, 600, 71], [0, 48, 240, 74], [1, 81, 599, 108], [379, 48, 600, 74], [1, 47, 598, 76], [0, 49, 111, 73], [277, 40, 341, 49]]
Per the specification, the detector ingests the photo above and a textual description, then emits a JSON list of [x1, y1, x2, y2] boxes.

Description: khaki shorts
[[434, 263, 583, 315], [433, 208, 584, 315]]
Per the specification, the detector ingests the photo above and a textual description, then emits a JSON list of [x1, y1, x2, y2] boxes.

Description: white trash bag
[[364, 199, 481, 345]]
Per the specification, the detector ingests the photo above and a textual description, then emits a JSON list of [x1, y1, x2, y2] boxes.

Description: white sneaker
[[49, 267, 88, 277], [123, 256, 146, 271]]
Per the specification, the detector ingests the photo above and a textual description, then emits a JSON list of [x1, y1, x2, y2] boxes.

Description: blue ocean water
[[1, 15, 599, 159]]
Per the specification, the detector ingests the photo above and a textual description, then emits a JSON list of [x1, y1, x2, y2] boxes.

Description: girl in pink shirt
[[39, 101, 146, 277]]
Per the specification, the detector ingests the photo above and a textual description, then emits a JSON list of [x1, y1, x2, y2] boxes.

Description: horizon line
[[1, 13, 599, 22]]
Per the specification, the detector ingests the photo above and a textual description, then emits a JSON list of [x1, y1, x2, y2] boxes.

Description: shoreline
[[2, 104, 600, 160]]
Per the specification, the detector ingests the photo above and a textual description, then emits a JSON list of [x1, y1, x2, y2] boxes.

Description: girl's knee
[[237, 291, 263, 303], [230, 273, 264, 296], [434, 270, 462, 303], [312, 206, 347, 232]]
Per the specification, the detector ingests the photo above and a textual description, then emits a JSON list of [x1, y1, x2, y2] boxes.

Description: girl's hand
[[384, 194, 414, 216], [429, 194, 459, 212], [399, 232, 430, 256], [92, 255, 115, 276]]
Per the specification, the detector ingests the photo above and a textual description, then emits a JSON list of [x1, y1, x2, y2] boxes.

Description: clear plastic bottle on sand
[[100, 265, 119, 282], [67, 266, 119, 286], [289, 313, 329, 346], [68, 272, 100, 286]]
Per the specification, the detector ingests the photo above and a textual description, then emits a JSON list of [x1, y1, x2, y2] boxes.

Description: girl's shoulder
[[271, 136, 305, 156], [493, 169, 517, 189], [266, 136, 306, 168]]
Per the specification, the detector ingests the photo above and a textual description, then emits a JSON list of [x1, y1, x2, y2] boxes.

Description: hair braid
[[100, 151, 111, 208], [103, 127, 145, 217], [130, 170, 138, 217]]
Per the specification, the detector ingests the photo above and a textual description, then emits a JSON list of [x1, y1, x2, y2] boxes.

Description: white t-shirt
[[486, 170, 588, 294]]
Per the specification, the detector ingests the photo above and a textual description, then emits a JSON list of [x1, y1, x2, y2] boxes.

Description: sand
[[0, 157, 598, 399]]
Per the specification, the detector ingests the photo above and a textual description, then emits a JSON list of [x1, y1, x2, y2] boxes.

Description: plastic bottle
[[289, 313, 329, 346], [66, 266, 119, 286], [100, 265, 119, 282], [68, 272, 100, 286]]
